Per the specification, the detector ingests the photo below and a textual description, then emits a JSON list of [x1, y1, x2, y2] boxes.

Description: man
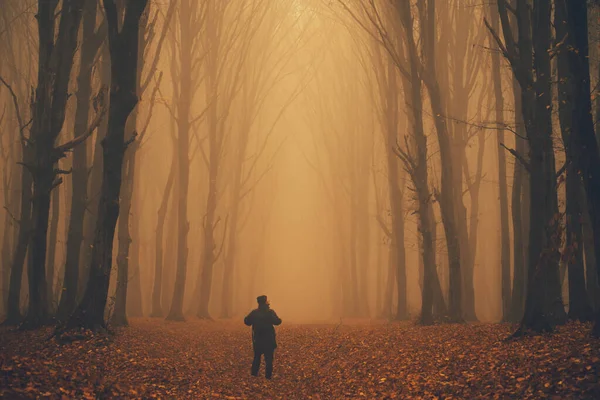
[[244, 295, 282, 379]]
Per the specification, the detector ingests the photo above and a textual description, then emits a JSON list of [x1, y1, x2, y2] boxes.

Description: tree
[[369, 40, 408, 320], [194, 1, 260, 319], [165, 0, 208, 321], [0, 74, 32, 325], [23, 0, 88, 328], [486, 0, 565, 334], [150, 127, 176, 317], [559, 0, 600, 336], [112, 0, 173, 326], [67, 0, 148, 330], [508, 76, 528, 322], [394, 0, 439, 325], [554, 0, 593, 322], [488, 1, 511, 322], [57, 0, 104, 321]]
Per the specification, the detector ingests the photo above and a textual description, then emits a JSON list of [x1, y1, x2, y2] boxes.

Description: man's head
[[257, 295, 268, 306]]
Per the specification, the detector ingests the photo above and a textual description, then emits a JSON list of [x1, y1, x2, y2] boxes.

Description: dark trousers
[[251, 348, 274, 378]]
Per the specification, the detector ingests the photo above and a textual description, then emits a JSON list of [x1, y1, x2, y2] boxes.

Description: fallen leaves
[[0, 320, 599, 399]]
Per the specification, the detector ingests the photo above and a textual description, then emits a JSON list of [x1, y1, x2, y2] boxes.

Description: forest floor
[[1, 319, 599, 399]]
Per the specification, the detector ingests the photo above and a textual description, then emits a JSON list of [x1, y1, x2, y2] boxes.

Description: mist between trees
[[1, 0, 600, 338]]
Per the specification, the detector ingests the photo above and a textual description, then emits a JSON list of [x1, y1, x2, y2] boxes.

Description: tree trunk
[[57, 0, 100, 321], [381, 244, 395, 318], [561, 0, 600, 336], [516, 0, 565, 333], [396, 1, 437, 325], [127, 168, 144, 318], [196, 14, 221, 319], [508, 78, 527, 322], [383, 61, 407, 320], [46, 185, 59, 313], [489, 3, 511, 322], [565, 164, 593, 321], [67, 0, 148, 330], [582, 188, 600, 310], [220, 170, 242, 319], [112, 145, 136, 327], [555, 1, 593, 322], [165, 10, 193, 321], [4, 145, 32, 325], [418, 1, 463, 322], [25, 0, 85, 328], [81, 45, 110, 300], [197, 148, 218, 319], [151, 144, 175, 317]]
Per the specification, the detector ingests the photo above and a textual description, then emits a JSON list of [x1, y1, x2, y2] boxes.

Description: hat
[[257, 295, 268, 304]]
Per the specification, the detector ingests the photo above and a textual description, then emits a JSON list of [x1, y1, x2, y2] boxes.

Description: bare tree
[[486, 0, 565, 334], [67, 0, 149, 330], [57, 0, 104, 321], [554, 0, 593, 322], [165, 0, 208, 321], [0, 0, 37, 325], [194, 0, 260, 319], [556, 0, 600, 336], [112, 0, 174, 326], [23, 0, 90, 328]]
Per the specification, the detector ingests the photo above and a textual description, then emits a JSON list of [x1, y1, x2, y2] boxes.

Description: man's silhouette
[[244, 295, 282, 379]]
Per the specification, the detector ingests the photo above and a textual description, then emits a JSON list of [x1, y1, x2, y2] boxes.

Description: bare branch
[[500, 142, 530, 172], [0, 75, 28, 143], [54, 105, 106, 155], [140, 0, 176, 92]]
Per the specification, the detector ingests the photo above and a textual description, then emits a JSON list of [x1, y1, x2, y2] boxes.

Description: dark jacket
[[244, 306, 282, 351]]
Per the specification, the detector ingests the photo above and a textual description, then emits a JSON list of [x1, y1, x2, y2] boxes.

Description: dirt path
[[1, 319, 599, 399]]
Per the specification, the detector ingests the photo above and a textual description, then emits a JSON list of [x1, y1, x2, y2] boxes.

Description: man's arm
[[244, 310, 254, 326], [270, 310, 282, 326]]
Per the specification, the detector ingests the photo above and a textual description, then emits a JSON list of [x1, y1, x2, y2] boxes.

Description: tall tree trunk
[[25, 0, 85, 328], [418, 0, 463, 322], [383, 61, 407, 320], [582, 189, 600, 310], [81, 48, 109, 299], [560, 0, 600, 336], [555, 1, 593, 322], [489, 3, 511, 322], [4, 144, 32, 325], [381, 244, 395, 318], [151, 145, 175, 317], [197, 136, 218, 319], [396, 0, 437, 325], [356, 163, 371, 316], [58, 0, 100, 321], [68, 0, 148, 330], [112, 142, 136, 327], [127, 168, 144, 317], [508, 77, 527, 322], [163, 186, 178, 314], [347, 194, 360, 316], [46, 186, 59, 313], [196, 14, 221, 318], [165, 2, 193, 320], [514, 0, 564, 333], [220, 167, 242, 319], [1, 179, 13, 313]]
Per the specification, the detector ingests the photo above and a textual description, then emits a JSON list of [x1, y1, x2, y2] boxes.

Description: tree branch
[[500, 142, 530, 172], [0, 75, 29, 143], [54, 105, 106, 155]]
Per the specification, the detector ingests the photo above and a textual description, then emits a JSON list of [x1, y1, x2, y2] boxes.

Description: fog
[[2, 0, 591, 328]]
